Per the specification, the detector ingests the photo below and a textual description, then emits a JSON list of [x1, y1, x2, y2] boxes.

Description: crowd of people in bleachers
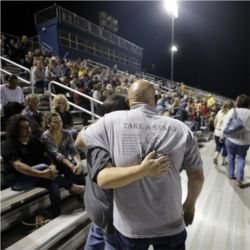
[[1, 33, 223, 134], [1, 33, 249, 248]]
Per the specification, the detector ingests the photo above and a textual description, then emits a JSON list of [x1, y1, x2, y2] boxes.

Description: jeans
[[12, 164, 72, 217], [214, 136, 227, 156], [225, 139, 249, 181], [115, 229, 187, 250], [84, 224, 120, 250]]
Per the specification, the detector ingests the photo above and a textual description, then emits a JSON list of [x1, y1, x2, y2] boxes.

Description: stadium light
[[163, 0, 179, 81], [171, 45, 178, 52], [163, 0, 178, 18]]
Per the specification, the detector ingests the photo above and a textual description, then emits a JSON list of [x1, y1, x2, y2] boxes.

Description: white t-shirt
[[81, 104, 203, 238], [222, 108, 250, 145], [214, 110, 228, 137], [0, 84, 24, 106]]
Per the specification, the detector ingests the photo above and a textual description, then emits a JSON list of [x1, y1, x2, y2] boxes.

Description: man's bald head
[[128, 80, 155, 107]]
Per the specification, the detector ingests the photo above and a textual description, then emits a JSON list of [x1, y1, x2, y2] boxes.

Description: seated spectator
[[1, 114, 83, 219], [156, 94, 167, 114], [8, 39, 23, 64], [105, 83, 114, 96], [41, 111, 85, 189], [52, 94, 78, 138], [0, 75, 25, 108], [21, 94, 43, 137], [70, 72, 81, 89], [1, 34, 11, 59], [92, 83, 103, 115], [20, 35, 31, 55], [22, 51, 34, 69], [30, 59, 48, 91], [45, 56, 58, 81]]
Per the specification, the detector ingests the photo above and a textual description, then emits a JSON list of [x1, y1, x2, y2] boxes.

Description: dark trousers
[[57, 163, 85, 186], [12, 164, 72, 218], [115, 229, 187, 250]]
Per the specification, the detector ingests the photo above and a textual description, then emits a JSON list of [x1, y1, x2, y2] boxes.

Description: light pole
[[163, 0, 178, 81]]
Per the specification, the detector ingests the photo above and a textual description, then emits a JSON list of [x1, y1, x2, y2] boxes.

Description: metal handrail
[[48, 81, 103, 120], [0, 68, 31, 85], [87, 59, 109, 70], [0, 56, 31, 73], [0, 56, 33, 93], [42, 42, 53, 53]]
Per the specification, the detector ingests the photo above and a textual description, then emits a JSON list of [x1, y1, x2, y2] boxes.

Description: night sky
[[1, 1, 250, 99]]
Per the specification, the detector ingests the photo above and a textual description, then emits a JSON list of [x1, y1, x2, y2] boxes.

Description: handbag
[[223, 108, 244, 135]]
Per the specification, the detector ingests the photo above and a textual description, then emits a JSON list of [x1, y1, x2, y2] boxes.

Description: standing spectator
[[222, 94, 250, 187], [0, 74, 25, 107], [81, 94, 169, 250], [200, 101, 209, 127], [76, 80, 204, 250], [213, 100, 234, 165]]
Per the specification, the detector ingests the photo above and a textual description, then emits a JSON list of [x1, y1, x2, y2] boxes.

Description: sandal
[[22, 212, 51, 228]]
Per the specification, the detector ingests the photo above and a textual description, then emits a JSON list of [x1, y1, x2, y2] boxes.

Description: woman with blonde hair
[[222, 94, 250, 187], [52, 94, 78, 138], [213, 100, 234, 165]]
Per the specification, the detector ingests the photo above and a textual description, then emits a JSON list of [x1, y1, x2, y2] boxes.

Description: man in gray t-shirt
[[76, 80, 204, 249]]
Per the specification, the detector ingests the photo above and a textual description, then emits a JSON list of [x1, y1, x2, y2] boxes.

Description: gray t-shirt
[[80, 104, 203, 238]]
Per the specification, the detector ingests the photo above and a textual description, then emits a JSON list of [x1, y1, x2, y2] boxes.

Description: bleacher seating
[[5, 211, 91, 250], [1, 189, 70, 232], [0, 32, 230, 249]]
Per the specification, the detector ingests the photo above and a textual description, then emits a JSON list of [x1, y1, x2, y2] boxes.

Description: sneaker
[[222, 161, 228, 166], [237, 181, 244, 188], [69, 184, 85, 194], [213, 158, 218, 165], [229, 176, 236, 180]]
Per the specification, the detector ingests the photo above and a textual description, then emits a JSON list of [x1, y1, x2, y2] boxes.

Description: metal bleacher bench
[[1, 187, 70, 232], [1, 159, 87, 232], [6, 210, 91, 250], [0, 187, 47, 213], [0, 159, 87, 208]]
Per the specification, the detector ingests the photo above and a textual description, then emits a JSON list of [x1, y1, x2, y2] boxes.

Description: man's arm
[[97, 151, 171, 189], [12, 160, 56, 180], [183, 169, 204, 226], [76, 132, 171, 188], [75, 133, 86, 150]]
